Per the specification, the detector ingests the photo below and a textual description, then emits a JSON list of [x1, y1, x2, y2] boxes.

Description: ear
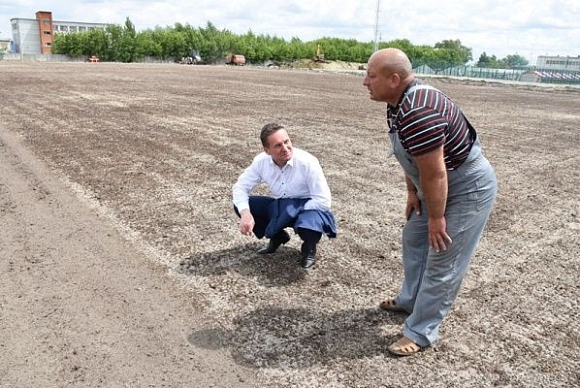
[[263, 145, 271, 155], [390, 72, 401, 87]]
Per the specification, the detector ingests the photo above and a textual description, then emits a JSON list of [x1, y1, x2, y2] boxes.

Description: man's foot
[[300, 242, 317, 268], [301, 254, 316, 268], [387, 336, 422, 356], [378, 298, 406, 312], [257, 230, 291, 254]]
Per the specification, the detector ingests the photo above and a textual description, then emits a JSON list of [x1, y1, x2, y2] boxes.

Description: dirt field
[[0, 62, 579, 387]]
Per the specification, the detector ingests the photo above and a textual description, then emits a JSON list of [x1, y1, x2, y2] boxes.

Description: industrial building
[[536, 55, 580, 72], [10, 11, 109, 55]]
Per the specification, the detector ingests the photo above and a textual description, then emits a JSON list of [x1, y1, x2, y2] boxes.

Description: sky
[[1, 0, 579, 64]]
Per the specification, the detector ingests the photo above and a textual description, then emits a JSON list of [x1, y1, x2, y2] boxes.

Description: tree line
[[52, 17, 528, 69]]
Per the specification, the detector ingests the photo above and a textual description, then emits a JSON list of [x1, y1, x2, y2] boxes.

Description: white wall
[[11, 19, 41, 55], [536, 56, 580, 71], [2, 53, 85, 62]]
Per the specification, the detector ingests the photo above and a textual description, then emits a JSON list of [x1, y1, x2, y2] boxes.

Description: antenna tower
[[373, 0, 380, 53]]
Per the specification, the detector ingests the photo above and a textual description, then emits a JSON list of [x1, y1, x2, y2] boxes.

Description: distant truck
[[226, 54, 246, 66]]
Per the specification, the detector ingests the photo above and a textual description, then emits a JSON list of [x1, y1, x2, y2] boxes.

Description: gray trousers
[[389, 134, 497, 347]]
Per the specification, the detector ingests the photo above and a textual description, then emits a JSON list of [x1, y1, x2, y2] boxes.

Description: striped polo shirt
[[387, 80, 475, 170]]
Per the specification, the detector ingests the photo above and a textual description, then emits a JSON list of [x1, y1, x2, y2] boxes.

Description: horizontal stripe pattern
[[388, 81, 474, 170]]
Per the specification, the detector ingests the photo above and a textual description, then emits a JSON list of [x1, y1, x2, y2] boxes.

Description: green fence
[[413, 64, 580, 85]]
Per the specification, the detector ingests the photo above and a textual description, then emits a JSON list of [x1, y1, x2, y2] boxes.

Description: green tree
[[117, 17, 139, 62], [434, 39, 472, 64], [53, 32, 85, 57], [381, 39, 414, 57], [104, 24, 123, 61], [477, 52, 502, 68], [417, 46, 462, 71], [502, 54, 529, 68], [84, 29, 109, 58], [52, 17, 509, 69], [195, 22, 224, 62], [181, 24, 205, 59]]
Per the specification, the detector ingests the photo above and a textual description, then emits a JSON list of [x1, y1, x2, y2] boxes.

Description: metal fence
[[414, 64, 580, 85], [526, 68, 580, 85]]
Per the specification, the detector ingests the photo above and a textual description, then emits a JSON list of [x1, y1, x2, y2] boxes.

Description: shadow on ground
[[174, 243, 308, 287], [188, 307, 406, 368]]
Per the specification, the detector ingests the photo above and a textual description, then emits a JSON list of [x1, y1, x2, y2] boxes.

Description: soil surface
[[0, 62, 579, 387]]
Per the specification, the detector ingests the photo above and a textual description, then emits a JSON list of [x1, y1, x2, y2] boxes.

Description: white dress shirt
[[232, 148, 332, 213]]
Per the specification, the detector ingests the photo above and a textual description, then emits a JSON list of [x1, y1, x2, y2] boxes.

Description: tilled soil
[[0, 62, 579, 387]]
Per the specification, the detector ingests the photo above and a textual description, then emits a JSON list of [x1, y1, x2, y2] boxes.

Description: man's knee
[[297, 227, 322, 243]]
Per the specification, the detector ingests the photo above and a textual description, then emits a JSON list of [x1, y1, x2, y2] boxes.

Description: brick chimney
[[36, 11, 54, 54]]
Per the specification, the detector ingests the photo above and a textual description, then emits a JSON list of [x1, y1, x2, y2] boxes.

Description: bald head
[[363, 48, 415, 105], [368, 48, 414, 80]]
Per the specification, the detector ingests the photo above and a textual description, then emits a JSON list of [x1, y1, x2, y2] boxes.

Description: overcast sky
[[1, 0, 578, 64]]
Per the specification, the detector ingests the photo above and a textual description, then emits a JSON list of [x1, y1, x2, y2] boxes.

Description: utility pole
[[372, 0, 380, 53]]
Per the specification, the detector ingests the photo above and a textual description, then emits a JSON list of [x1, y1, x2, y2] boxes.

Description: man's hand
[[428, 216, 452, 253], [405, 190, 421, 220], [239, 209, 255, 236]]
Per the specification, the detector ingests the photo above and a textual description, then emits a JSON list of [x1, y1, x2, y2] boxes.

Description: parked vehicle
[[179, 56, 200, 65], [179, 49, 201, 65], [313, 44, 325, 63], [226, 54, 246, 66]]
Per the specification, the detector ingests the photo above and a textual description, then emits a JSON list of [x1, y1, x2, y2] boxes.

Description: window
[[70, 26, 77, 32], [79, 26, 86, 31], [43, 31, 51, 35]]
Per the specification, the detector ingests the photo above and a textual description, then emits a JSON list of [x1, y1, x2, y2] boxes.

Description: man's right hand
[[405, 190, 421, 220], [239, 209, 255, 236]]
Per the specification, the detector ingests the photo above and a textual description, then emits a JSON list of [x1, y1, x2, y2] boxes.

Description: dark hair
[[260, 123, 285, 146]]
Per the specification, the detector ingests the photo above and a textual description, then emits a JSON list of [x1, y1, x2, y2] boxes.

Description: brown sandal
[[379, 298, 406, 312], [387, 336, 421, 356]]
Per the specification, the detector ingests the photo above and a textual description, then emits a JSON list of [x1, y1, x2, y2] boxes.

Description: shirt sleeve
[[232, 156, 263, 212], [303, 158, 332, 211], [399, 106, 446, 156]]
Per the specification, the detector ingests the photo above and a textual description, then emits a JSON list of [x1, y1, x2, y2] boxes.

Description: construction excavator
[[313, 44, 326, 63]]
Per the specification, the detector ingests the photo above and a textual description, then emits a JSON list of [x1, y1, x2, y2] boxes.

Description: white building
[[536, 55, 580, 71], [11, 11, 109, 55]]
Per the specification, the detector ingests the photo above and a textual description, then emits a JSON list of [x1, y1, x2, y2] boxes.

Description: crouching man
[[232, 123, 337, 268]]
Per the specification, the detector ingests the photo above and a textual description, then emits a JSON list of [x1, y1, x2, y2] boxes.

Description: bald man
[[363, 48, 497, 356]]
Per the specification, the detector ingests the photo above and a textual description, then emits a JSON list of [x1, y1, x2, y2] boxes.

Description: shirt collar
[[395, 79, 420, 108]]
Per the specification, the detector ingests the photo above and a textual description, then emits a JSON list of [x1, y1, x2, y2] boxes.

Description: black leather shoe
[[300, 241, 317, 268], [301, 254, 316, 269], [257, 230, 291, 254]]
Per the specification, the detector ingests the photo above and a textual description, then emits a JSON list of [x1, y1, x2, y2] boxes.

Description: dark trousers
[[235, 196, 323, 255]]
